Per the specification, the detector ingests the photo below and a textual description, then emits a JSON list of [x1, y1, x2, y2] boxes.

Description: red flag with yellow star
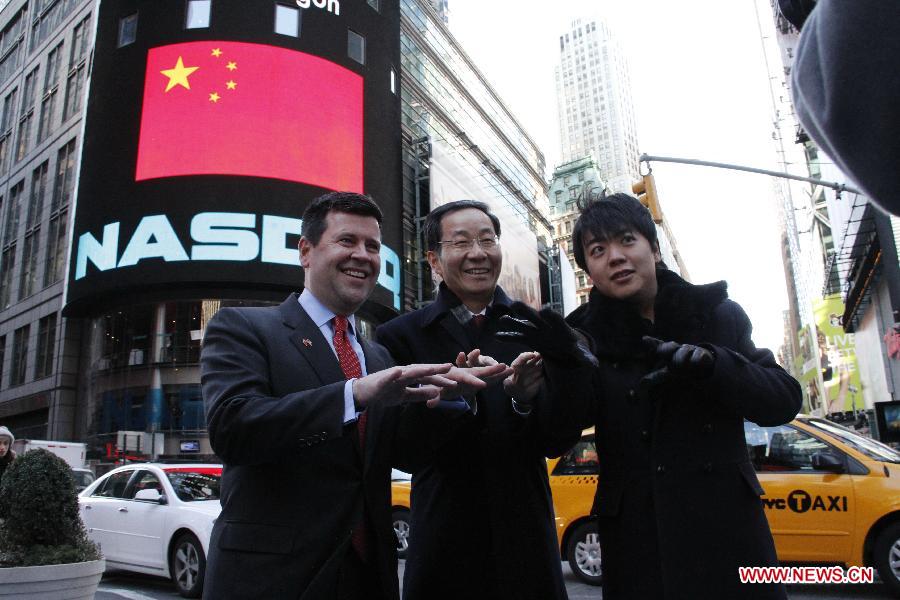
[[135, 41, 363, 191]]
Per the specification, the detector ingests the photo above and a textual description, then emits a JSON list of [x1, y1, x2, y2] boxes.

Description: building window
[[390, 68, 396, 94], [38, 42, 63, 144], [19, 162, 48, 299], [44, 139, 75, 287], [185, 1, 211, 29], [19, 230, 39, 299], [0, 87, 17, 175], [274, 4, 299, 37], [0, 334, 6, 388], [0, 245, 15, 309], [15, 67, 39, 162], [10, 324, 29, 386], [30, 0, 78, 51], [4, 180, 24, 245], [348, 29, 365, 65], [0, 8, 27, 89], [52, 138, 76, 211], [35, 313, 56, 379], [118, 13, 138, 47], [44, 208, 67, 287], [64, 15, 90, 121]]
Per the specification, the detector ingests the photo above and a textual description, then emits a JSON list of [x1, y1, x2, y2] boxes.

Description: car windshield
[[164, 468, 222, 501], [72, 470, 94, 488], [806, 418, 900, 464]]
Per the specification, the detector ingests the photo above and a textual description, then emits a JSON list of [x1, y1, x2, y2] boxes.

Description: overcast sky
[[448, 0, 792, 354]]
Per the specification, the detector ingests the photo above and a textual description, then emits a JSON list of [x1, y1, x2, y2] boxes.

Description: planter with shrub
[[0, 448, 104, 599]]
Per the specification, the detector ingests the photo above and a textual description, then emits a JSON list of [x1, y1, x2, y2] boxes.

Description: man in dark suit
[[376, 200, 577, 600], [201, 192, 498, 600]]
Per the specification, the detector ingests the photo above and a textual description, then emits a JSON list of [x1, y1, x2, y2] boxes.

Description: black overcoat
[[561, 270, 802, 600], [376, 284, 577, 600]]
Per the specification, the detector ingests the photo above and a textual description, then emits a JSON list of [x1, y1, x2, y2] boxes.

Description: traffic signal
[[632, 174, 663, 224]]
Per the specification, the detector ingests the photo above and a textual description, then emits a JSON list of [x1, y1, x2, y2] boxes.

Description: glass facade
[[398, 0, 552, 307]]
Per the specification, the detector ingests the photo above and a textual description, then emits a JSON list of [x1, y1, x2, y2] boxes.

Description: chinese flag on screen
[[135, 41, 364, 192]]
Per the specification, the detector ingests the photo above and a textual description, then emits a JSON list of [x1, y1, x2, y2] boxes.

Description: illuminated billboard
[[64, 0, 402, 316]]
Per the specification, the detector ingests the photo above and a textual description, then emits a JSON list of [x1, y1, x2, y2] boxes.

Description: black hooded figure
[[522, 194, 802, 599]]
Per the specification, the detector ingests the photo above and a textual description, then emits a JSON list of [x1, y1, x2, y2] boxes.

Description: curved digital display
[[64, 0, 401, 317]]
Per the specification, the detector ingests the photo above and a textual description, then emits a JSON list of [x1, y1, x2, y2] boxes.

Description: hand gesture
[[641, 336, 716, 388], [494, 302, 596, 366], [503, 351, 543, 404], [353, 363, 455, 409]]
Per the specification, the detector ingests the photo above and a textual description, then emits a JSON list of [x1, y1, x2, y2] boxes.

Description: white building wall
[[855, 281, 892, 409]]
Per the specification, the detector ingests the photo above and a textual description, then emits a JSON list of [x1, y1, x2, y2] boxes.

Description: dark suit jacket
[[201, 294, 399, 600], [377, 285, 575, 600]]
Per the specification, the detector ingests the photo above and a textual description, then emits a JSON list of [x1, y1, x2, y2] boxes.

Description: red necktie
[[332, 315, 369, 561]]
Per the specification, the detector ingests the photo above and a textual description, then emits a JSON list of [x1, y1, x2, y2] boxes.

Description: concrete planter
[[0, 558, 105, 599]]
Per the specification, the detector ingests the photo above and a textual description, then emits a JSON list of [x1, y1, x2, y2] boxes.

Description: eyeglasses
[[437, 237, 500, 252]]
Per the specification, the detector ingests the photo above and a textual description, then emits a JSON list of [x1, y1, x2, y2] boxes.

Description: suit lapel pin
[[302, 338, 313, 348]]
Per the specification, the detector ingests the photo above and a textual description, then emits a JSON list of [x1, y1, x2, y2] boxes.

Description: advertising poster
[[815, 294, 861, 413], [795, 295, 861, 415]]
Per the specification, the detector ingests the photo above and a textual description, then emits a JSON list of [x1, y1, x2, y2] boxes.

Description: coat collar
[[568, 269, 728, 358], [419, 283, 514, 328]]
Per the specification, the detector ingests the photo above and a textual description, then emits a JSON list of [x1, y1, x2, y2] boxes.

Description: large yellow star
[[161, 56, 199, 92]]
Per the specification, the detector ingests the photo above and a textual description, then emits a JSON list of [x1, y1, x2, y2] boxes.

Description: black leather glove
[[641, 336, 716, 388], [494, 302, 597, 366]]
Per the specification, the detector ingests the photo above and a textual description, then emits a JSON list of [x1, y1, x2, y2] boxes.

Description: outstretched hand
[[503, 351, 543, 404], [353, 363, 455, 409], [640, 336, 715, 388]]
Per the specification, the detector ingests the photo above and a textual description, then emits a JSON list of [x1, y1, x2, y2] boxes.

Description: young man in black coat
[[503, 194, 802, 599], [376, 200, 577, 600]]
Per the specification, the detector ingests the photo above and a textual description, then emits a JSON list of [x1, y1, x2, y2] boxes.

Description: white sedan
[[79, 463, 222, 598]]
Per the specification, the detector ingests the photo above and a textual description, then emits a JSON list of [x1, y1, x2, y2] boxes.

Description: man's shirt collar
[[298, 289, 357, 334]]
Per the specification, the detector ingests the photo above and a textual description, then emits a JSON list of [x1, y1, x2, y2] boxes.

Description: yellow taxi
[[391, 469, 412, 559], [547, 417, 900, 596]]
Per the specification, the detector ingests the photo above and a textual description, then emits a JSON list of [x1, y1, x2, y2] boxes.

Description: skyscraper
[[430, 0, 448, 25], [554, 17, 640, 194]]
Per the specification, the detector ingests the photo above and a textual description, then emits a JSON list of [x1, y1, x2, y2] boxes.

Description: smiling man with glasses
[[376, 200, 576, 600]]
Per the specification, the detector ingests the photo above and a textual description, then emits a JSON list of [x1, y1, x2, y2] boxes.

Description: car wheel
[[170, 532, 206, 598], [392, 508, 410, 559], [566, 520, 602, 586], [874, 521, 900, 596]]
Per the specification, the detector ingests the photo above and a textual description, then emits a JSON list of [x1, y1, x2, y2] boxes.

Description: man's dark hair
[[301, 191, 383, 245], [424, 200, 501, 252], [572, 193, 659, 271]]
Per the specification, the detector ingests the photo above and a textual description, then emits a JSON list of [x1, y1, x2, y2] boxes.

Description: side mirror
[[134, 488, 166, 503], [811, 451, 844, 474]]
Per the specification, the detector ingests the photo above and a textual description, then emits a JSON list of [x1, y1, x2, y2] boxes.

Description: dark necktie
[[471, 314, 487, 331], [332, 315, 369, 561]]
